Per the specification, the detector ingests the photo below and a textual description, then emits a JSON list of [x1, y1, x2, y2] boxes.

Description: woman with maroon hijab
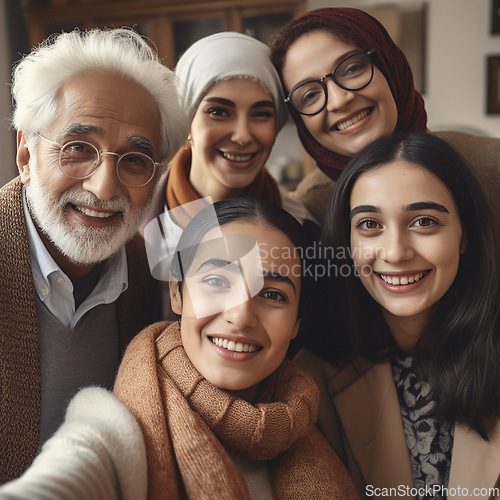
[[270, 7, 427, 181], [270, 8, 499, 226]]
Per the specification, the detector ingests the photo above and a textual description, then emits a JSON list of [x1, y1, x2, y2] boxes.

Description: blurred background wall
[[1, 0, 499, 187]]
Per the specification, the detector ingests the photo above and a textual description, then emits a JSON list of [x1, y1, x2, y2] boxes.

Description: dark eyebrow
[[350, 205, 379, 219], [405, 201, 449, 213], [332, 49, 365, 69], [127, 136, 155, 157], [203, 97, 235, 107], [196, 258, 237, 273], [251, 100, 275, 109], [350, 202, 450, 219], [58, 124, 155, 157], [293, 49, 363, 88], [262, 270, 297, 294], [195, 260, 296, 292], [60, 123, 101, 139]]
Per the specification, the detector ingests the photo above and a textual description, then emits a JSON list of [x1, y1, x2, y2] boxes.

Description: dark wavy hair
[[170, 197, 309, 320], [319, 133, 500, 439]]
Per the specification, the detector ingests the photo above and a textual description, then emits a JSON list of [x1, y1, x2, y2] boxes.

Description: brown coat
[[295, 131, 500, 225], [296, 349, 500, 499], [0, 177, 161, 484]]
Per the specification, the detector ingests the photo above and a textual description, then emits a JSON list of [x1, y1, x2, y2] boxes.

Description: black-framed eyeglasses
[[284, 50, 375, 116], [37, 134, 161, 187]]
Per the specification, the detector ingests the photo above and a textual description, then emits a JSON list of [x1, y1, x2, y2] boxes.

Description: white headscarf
[[175, 32, 288, 132]]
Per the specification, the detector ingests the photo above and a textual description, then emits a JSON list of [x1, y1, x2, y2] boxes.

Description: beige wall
[[268, 0, 500, 174], [1, 0, 499, 185], [0, 0, 16, 186], [308, 0, 500, 137]]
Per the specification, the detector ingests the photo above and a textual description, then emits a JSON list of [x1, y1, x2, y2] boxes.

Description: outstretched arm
[[0, 387, 147, 500]]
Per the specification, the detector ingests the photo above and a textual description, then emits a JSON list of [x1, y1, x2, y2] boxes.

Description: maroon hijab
[[282, 8, 427, 180]]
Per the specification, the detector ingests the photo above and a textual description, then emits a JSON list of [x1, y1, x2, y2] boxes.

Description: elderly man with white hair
[[0, 27, 188, 484]]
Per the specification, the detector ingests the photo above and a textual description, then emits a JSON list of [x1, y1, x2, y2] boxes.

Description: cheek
[[432, 239, 462, 276], [257, 122, 277, 149], [40, 169, 78, 199], [193, 120, 225, 150], [302, 114, 323, 135], [127, 185, 154, 210], [350, 236, 376, 267], [370, 72, 398, 132]]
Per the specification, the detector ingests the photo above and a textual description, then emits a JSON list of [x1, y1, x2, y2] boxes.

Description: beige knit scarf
[[114, 321, 358, 499]]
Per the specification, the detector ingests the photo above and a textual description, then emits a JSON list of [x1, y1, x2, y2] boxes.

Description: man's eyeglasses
[[37, 134, 161, 187], [284, 50, 375, 116]]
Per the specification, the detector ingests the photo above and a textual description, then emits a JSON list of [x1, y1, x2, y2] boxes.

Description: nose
[[81, 153, 123, 201], [380, 229, 415, 264], [223, 298, 258, 331], [231, 117, 252, 147], [325, 78, 355, 112]]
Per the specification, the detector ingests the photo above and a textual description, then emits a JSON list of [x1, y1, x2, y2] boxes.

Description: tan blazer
[[296, 349, 500, 500]]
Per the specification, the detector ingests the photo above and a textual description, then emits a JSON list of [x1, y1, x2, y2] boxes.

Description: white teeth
[[336, 109, 370, 131], [222, 152, 253, 162], [76, 206, 114, 218], [380, 272, 424, 285], [210, 336, 259, 353]]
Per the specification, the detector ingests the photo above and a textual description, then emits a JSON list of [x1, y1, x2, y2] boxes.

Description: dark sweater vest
[[35, 296, 120, 448]]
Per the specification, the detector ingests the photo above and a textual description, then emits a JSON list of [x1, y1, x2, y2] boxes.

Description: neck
[[228, 384, 260, 403], [381, 308, 431, 354]]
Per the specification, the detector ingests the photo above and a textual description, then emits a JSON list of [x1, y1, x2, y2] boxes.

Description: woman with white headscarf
[[142, 32, 317, 318], [164, 31, 311, 220]]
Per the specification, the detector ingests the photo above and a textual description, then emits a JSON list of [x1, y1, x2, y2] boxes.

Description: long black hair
[[318, 132, 499, 439]]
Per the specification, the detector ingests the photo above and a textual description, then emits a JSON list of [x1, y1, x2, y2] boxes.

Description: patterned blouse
[[391, 353, 454, 499]]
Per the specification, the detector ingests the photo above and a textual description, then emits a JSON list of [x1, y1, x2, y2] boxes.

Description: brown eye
[[412, 217, 438, 228], [358, 219, 379, 230]]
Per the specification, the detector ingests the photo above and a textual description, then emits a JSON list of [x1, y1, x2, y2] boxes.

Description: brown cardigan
[[0, 177, 161, 484], [295, 131, 500, 225]]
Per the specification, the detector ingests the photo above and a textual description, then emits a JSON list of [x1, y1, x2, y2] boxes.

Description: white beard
[[25, 161, 152, 265]]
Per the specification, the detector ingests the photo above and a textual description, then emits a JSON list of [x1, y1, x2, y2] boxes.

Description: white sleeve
[[0, 387, 147, 500]]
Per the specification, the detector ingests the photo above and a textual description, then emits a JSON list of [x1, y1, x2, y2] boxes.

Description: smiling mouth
[[335, 108, 371, 131], [209, 336, 262, 353], [376, 271, 430, 285], [221, 152, 255, 162], [72, 205, 117, 219]]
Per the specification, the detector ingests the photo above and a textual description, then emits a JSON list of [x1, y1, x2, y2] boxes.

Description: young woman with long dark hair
[[297, 133, 500, 497]]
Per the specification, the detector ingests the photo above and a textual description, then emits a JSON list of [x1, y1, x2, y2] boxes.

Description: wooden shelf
[[27, 0, 305, 68]]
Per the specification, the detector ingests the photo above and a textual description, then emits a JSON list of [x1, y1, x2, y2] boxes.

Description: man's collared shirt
[[23, 189, 128, 329]]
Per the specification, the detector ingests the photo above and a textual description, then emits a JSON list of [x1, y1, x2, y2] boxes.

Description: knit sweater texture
[[0, 177, 161, 484], [114, 321, 359, 499]]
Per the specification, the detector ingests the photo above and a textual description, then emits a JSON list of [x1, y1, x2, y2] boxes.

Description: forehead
[[47, 71, 162, 150], [203, 77, 272, 102], [350, 161, 457, 210], [283, 31, 359, 81], [192, 220, 299, 273]]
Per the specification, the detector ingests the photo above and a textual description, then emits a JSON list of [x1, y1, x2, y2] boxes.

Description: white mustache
[[59, 188, 130, 214]]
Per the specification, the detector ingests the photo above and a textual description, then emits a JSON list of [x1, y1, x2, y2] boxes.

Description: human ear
[[170, 280, 183, 315], [16, 131, 31, 184]]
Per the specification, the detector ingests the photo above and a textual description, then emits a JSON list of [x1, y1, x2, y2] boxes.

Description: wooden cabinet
[[26, 0, 305, 68]]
